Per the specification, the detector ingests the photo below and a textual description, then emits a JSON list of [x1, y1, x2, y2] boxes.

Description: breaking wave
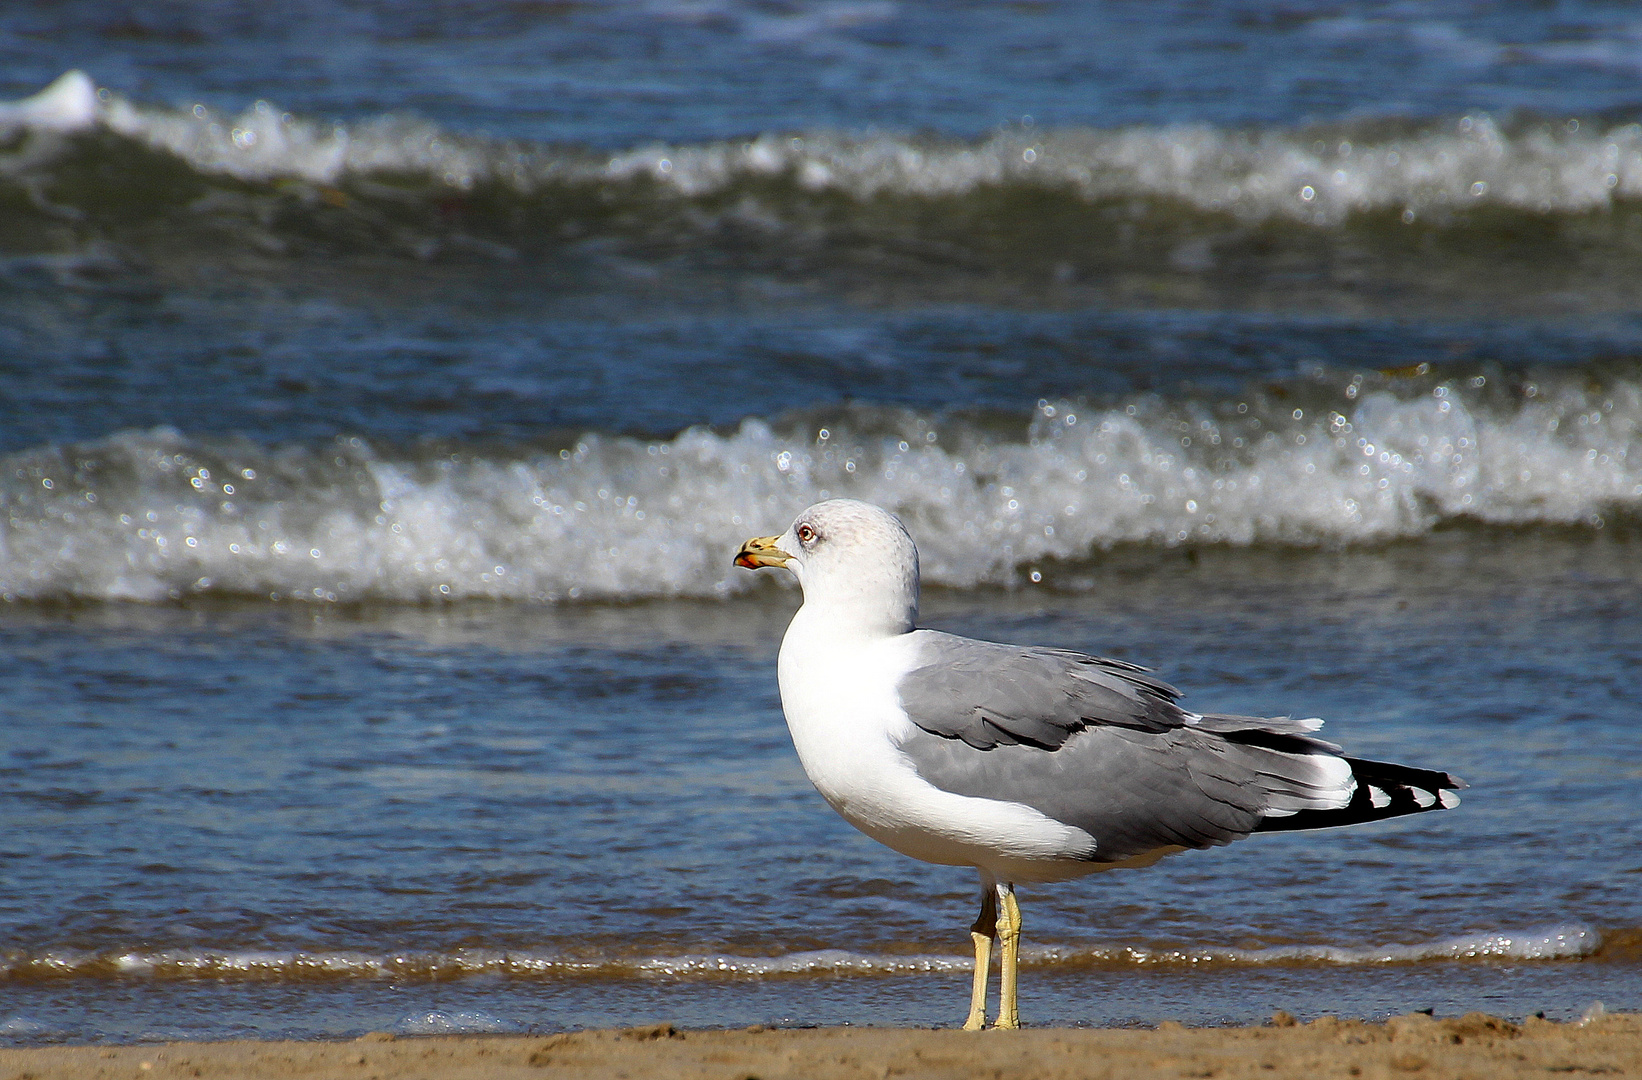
[[1, 366, 1638, 604], [6, 70, 1642, 239], [0, 924, 1600, 983]]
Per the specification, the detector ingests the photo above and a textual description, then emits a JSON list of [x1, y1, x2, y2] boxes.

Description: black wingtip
[[1255, 757, 1464, 834]]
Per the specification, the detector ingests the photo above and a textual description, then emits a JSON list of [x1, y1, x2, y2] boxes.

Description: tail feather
[[1255, 757, 1465, 833]]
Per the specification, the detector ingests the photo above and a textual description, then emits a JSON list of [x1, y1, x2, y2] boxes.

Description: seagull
[[734, 498, 1463, 1030]]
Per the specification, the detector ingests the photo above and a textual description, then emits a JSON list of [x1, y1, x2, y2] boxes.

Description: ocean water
[[3, 0, 1642, 1045]]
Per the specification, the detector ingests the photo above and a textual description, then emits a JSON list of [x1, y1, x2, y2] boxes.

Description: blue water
[[2, 0, 1642, 1045], [10, 3, 1642, 139]]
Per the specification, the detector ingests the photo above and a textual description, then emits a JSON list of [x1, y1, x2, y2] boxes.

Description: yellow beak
[[734, 534, 791, 569]]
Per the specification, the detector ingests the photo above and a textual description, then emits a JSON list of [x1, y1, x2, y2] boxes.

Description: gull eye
[[796, 523, 817, 545]]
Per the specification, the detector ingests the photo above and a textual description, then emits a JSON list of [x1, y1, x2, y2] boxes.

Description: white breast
[[776, 609, 1098, 880]]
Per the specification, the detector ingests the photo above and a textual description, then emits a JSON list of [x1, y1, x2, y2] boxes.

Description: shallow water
[[3, 0, 1642, 1045], [4, 533, 1641, 1040]]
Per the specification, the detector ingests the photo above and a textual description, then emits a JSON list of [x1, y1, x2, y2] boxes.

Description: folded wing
[[895, 630, 1462, 864]]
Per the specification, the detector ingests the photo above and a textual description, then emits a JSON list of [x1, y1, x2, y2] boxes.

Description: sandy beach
[[3, 1013, 1638, 1080]]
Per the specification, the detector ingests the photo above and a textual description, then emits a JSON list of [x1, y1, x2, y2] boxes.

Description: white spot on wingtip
[[1412, 787, 1436, 808], [1368, 785, 1391, 809], [1438, 789, 1460, 809]]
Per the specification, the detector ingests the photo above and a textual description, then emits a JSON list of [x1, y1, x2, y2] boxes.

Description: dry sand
[[4, 1012, 1639, 1080]]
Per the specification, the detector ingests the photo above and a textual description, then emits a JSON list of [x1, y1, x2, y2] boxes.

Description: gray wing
[[900, 723, 1356, 862], [896, 630, 1324, 749], [895, 631, 1186, 749], [895, 631, 1356, 863]]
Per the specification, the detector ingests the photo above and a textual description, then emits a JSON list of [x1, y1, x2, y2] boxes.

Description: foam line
[[0, 925, 1600, 983], [5, 72, 1642, 225], [1, 372, 1638, 603]]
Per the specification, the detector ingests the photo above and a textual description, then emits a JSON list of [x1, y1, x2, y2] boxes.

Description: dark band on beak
[[735, 534, 791, 569]]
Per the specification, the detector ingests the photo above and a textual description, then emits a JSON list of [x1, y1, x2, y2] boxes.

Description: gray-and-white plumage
[[898, 633, 1459, 867], [734, 498, 1463, 1029]]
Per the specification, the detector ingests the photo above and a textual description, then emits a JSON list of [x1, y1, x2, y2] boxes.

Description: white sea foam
[[1, 374, 1638, 604], [396, 1010, 522, 1035], [0, 925, 1599, 983], [605, 118, 1642, 224], [0, 71, 96, 132], [7, 71, 1642, 224], [1034, 923, 1601, 967], [0, 1016, 53, 1036]]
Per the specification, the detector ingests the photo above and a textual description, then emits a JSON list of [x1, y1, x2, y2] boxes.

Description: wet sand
[[3, 1013, 1638, 1080]]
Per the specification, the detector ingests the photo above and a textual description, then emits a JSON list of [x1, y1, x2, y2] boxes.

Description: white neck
[[792, 589, 916, 642], [789, 549, 918, 639]]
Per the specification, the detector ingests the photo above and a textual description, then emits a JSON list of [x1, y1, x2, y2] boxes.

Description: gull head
[[735, 499, 920, 635]]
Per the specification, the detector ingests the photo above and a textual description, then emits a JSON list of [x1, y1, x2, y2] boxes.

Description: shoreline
[[3, 1013, 1638, 1080]]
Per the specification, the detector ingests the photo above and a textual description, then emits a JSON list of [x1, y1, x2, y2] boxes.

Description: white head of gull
[[736, 498, 1463, 1030]]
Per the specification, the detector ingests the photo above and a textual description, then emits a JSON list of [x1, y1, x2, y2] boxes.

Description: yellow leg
[[995, 884, 1021, 1030], [962, 887, 997, 1031]]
